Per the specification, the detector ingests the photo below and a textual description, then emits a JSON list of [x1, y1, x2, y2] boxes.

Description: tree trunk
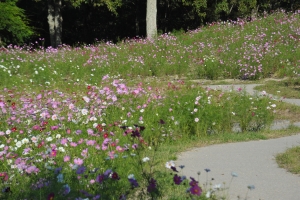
[[47, 0, 62, 48], [146, 0, 157, 39]]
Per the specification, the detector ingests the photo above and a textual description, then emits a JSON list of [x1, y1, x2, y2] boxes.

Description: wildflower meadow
[[0, 10, 299, 199]]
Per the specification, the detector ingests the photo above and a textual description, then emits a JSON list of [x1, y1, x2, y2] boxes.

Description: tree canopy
[[1, 0, 299, 46], [0, 0, 34, 46]]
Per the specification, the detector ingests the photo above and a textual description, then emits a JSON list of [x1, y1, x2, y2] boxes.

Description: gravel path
[[176, 84, 300, 200]]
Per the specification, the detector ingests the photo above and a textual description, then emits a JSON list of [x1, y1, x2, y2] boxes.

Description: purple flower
[[147, 178, 157, 193], [132, 144, 138, 149], [111, 172, 120, 180], [171, 166, 178, 172], [62, 184, 71, 195], [131, 130, 141, 138], [93, 194, 101, 200], [96, 174, 105, 183], [158, 119, 165, 124], [190, 185, 202, 196], [189, 177, 198, 187], [128, 178, 139, 188], [76, 166, 86, 174], [104, 169, 112, 177], [54, 167, 62, 174], [173, 174, 182, 185], [80, 189, 93, 197]]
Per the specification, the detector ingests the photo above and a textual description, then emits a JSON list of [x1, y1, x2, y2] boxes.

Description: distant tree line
[[0, 0, 299, 47]]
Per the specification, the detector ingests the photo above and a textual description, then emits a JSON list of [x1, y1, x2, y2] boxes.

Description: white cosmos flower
[[206, 191, 211, 198], [31, 136, 38, 143], [46, 137, 53, 142], [142, 157, 150, 162], [56, 134, 61, 139], [58, 147, 65, 152], [165, 160, 175, 169], [128, 174, 135, 179], [52, 114, 58, 120], [81, 109, 88, 115], [16, 141, 22, 148], [90, 116, 97, 121], [21, 138, 29, 144], [82, 96, 90, 103]]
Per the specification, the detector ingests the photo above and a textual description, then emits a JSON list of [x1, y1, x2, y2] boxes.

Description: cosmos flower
[[173, 174, 183, 185]]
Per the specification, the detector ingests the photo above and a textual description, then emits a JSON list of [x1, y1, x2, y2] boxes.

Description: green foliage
[[0, 0, 33, 45], [182, 0, 207, 18], [69, 0, 122, 14]]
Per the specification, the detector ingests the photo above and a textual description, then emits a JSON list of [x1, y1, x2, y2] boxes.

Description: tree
[[45, 0, 122, 48], [146, 0, 157, 39], [47, 0, 62, 48], [146, 0, 207, 39], [0, 0, 33, 46]]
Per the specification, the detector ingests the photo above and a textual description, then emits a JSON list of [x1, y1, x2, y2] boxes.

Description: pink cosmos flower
[[74, 158, 83, 166], [64, 155, 70, 162], [61, 138, 68, 145], [50, 150, 57, 157], [70, 142, 77, 147], [86, 140, 96, 146], [69, 103, 75, 109], [77, 138, 84, 144], [116, 146, 124, 152], [81, 148, 88, 158], [87, 129, 94, 135], [25, 165, 39, 174]]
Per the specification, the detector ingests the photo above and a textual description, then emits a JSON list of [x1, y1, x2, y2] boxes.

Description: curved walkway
[[176, 84, 300, 200]]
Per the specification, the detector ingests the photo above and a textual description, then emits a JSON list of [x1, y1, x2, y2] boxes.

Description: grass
[[254, 78, 300, 99], [276, 146, 300, 174], [0, 10, 300, 200]]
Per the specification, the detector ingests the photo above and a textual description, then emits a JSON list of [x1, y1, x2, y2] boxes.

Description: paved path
[[176, 84, 300, 200], [176, 135, 300, 200]]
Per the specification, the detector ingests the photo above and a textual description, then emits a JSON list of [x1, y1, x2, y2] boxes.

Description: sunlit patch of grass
[[254, 78, 300, 99], [276, 146, 300, 174], [272, 100, 300, 122]]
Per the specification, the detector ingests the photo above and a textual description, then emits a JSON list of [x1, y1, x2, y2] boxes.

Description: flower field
[[0, 10, 299, 199]]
